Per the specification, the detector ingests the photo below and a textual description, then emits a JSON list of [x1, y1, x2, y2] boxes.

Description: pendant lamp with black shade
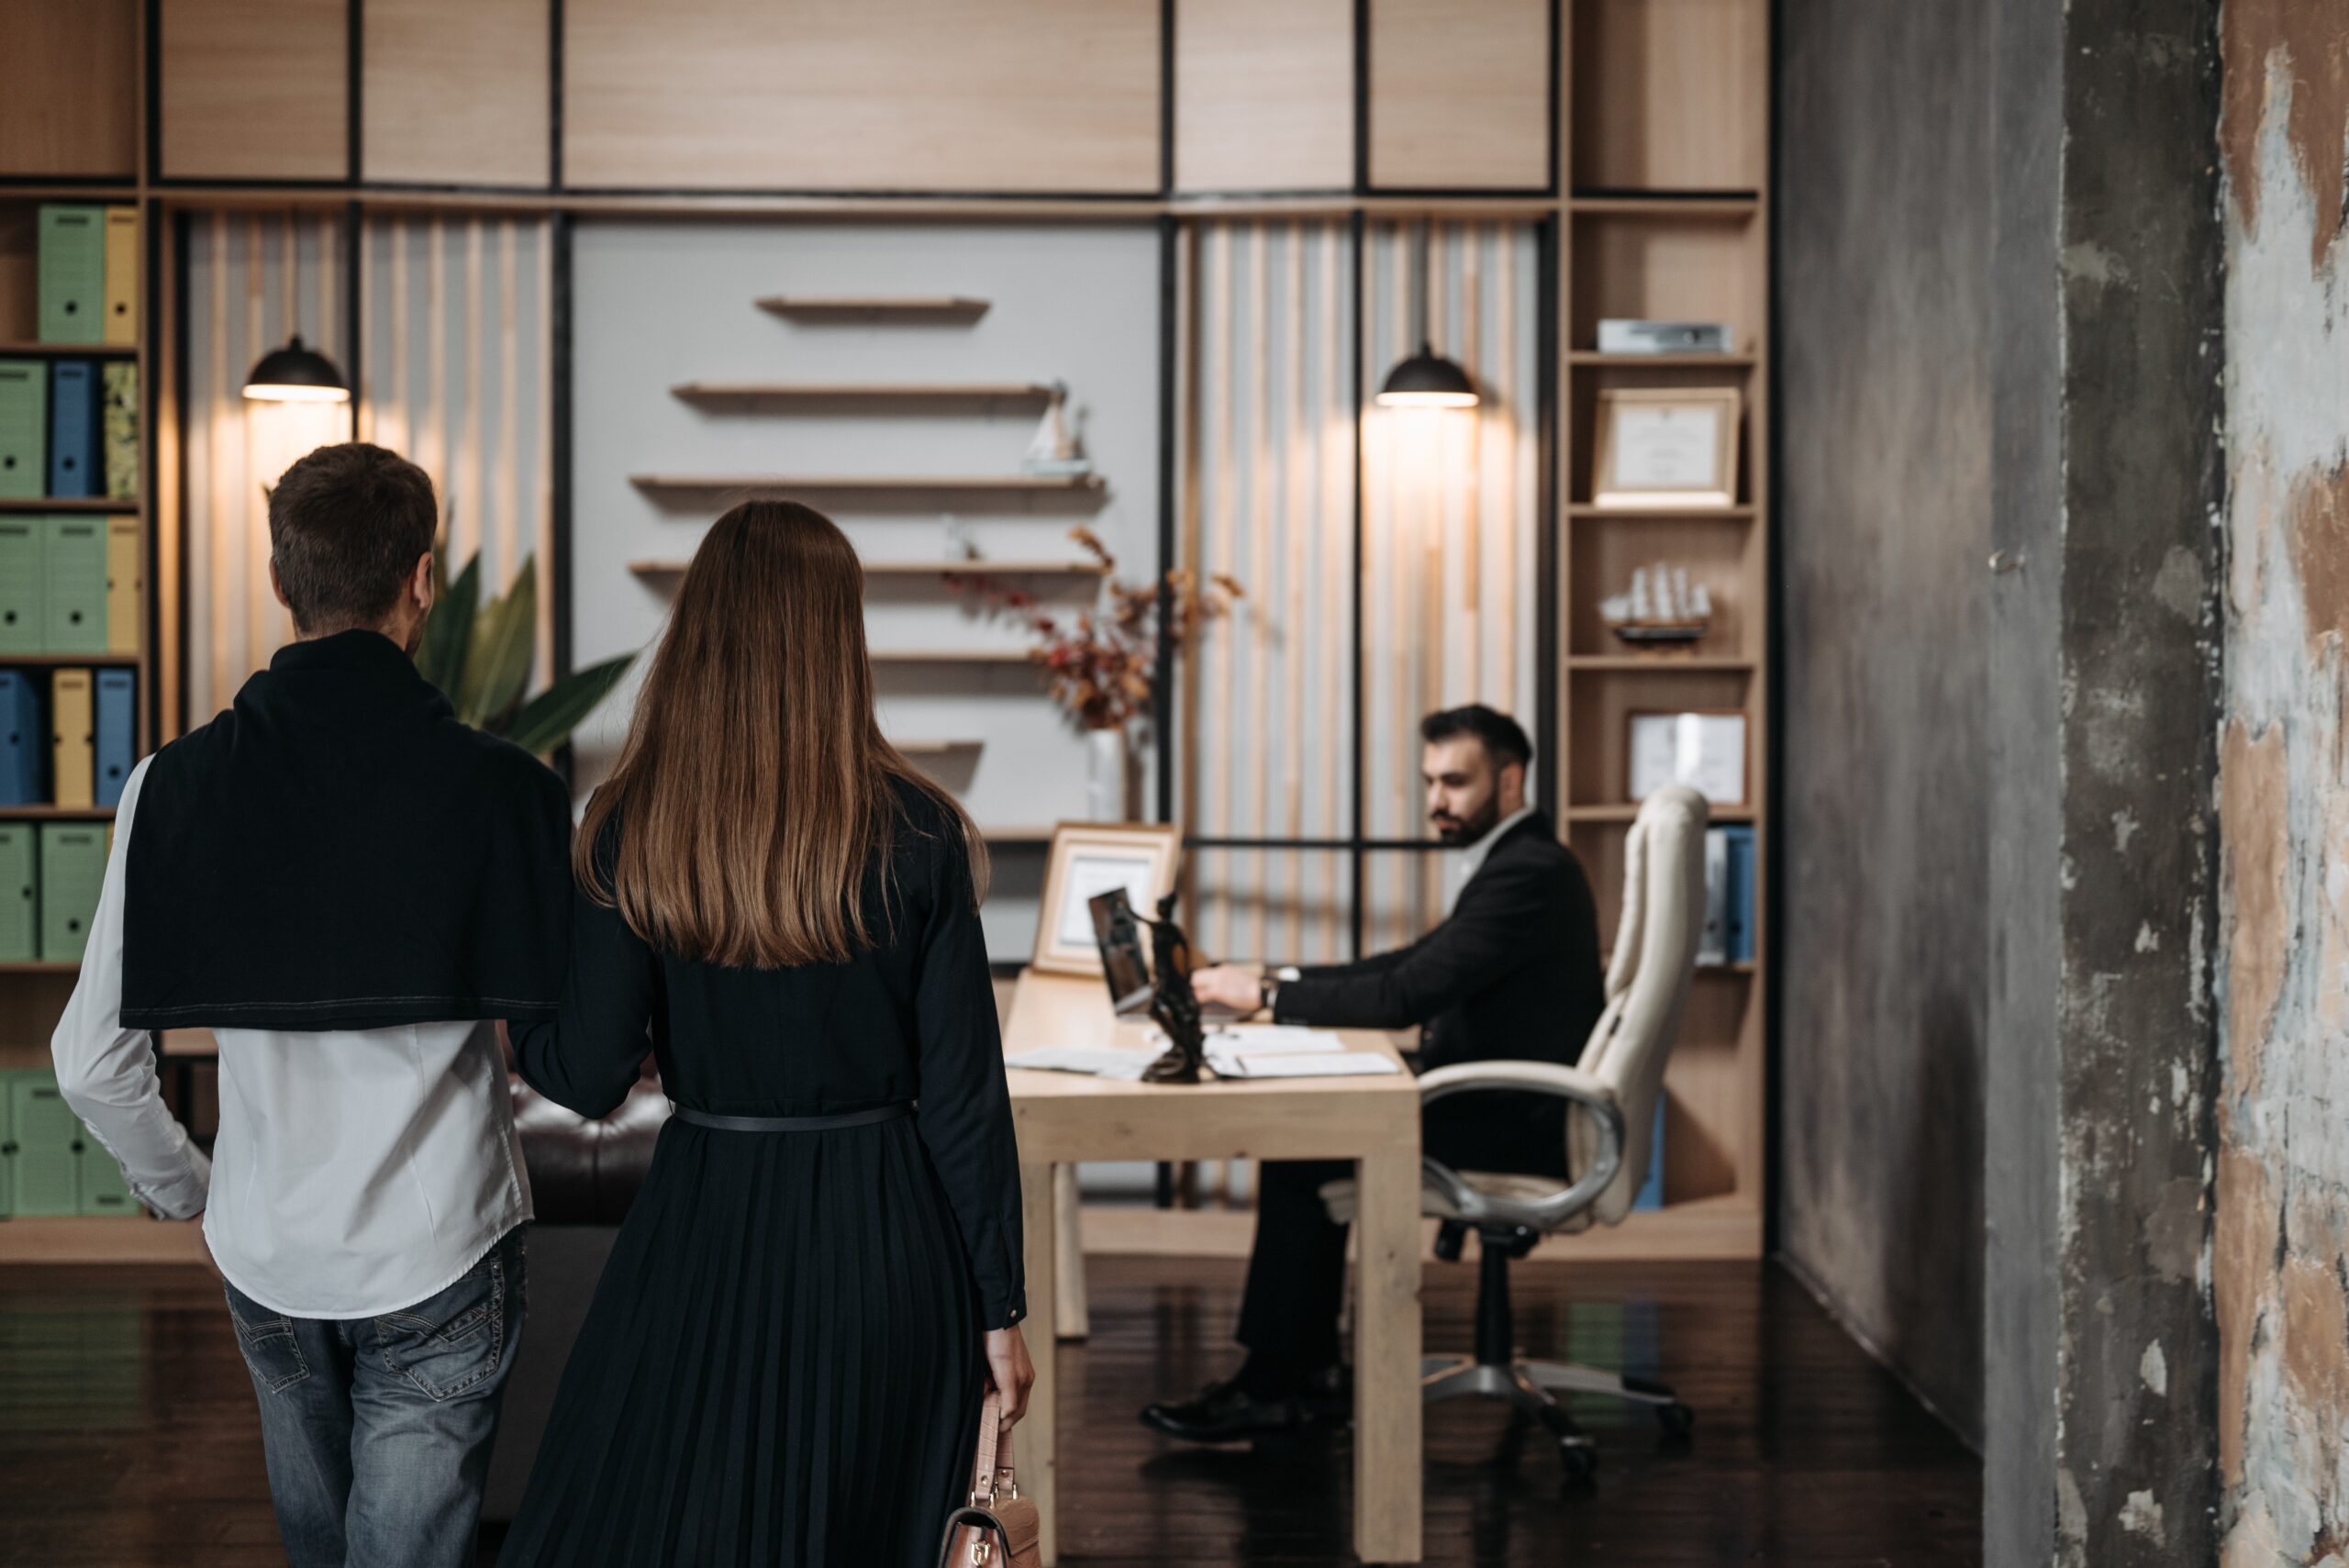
[[1376, 223, 1479, 410], [242, 335, 350, 404]]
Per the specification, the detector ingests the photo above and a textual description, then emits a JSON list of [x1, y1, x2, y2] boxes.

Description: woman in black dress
[[498, 500, 1031, 1567]]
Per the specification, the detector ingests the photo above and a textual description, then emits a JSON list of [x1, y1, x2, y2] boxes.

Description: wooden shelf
[[1565, 803, 1755, 824], [980, 828, 1058, 845], [1568, 351, 1755, 368], [0, 496, 139, 513], [631, 473, 1102, 496], [896, 740, 984, 757], [629, 557, 1108, 582], [0, 1215, 212, 1266], [671, 381, 1052, 406], [755, 295, 990, 322], [0, 653, 139, 667], [0, 341, 137, 359], [1568, 503, 1755, 519], [1570, 195, 1760, 218], [0, 961, 82, 974], [0, 805, 115, 820], [1567, 654, 1754, 672]]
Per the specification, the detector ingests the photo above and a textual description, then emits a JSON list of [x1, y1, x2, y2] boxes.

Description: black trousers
[[1234, 1094, 1568, 1384]]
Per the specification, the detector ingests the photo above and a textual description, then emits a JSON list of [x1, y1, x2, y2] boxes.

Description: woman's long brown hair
[[578, 499, 986, 967]]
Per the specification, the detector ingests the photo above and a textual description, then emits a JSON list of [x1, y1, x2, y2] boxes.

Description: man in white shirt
[[53, 442, 573, 1568]]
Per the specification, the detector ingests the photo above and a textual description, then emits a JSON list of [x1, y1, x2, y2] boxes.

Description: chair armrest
[[1414, 1061, 1625, 1232]]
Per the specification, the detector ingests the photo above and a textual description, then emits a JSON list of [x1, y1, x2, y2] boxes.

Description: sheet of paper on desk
[[1207, 1024, 1348, 1052], [1208, 1050, 1405, 1079], [1005, 1046, 1155, 1082]]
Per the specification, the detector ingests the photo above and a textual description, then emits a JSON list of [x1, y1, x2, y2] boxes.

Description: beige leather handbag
[[934, 1391, 1041, 1568]]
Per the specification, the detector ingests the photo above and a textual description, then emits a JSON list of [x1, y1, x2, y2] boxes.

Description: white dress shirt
[[51, 754, 533, 1320], [1448, 804, 1537, 914]]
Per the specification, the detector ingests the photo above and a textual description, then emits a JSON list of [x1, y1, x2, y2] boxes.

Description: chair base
[[1419, 1353, 1694, 1479]]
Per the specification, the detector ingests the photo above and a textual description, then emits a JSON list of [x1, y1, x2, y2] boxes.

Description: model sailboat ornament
[[1600, 561, 1713, 649], [1021, 381, 1091, 477]]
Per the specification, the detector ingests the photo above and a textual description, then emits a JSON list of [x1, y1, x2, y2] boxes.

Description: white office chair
[[1322, 784, 1709, 1479]]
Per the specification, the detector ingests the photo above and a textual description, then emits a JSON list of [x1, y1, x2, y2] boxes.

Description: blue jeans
[[223, 1226, 527, 1568]]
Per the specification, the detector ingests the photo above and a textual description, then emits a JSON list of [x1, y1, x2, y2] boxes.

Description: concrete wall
[[2214, 3, 2349, 1560], [1776, 0, 1993, 1446]]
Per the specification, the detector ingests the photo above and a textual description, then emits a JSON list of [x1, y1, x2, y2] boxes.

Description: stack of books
[[0, 206, 140, 506]]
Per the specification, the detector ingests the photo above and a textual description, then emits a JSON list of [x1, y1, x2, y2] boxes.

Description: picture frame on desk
[[1030, 822, 1182, 978], [1626, 708, 1749, 808], [1592, 386, 1742, 510]]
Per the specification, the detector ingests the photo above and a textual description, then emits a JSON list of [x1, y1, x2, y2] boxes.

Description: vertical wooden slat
[[1318, 223, 1345, 962], [1418, 226, 1447, 924], [315, 212, 334, 360], [1460, 226, 1484, 700], [157, 212, 182, 741], [425, 216, 447, 543], [243, 214, 268, 685], [497, 220, 519, 592], [534, 221, 555, 684], [206, 213, 232, 717], [1221, 220, 1240, 957], [1177, 224, 1203, 927], [462, 218, 484, 582], [1245, 223, 1271, 960], [280, 211, 296, 341], [1283, 222, 1308, 960], [1386, 223, 1412, 947], [1496, 224, 1519, 711]]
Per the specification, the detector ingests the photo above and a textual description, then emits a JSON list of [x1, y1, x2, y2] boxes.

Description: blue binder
[[48, 360, 98, 499], [94, 668, 133, 808], [1721, 827, 1756, 963], [0, 672, 36, 806], [1633, 1097, 1666, 1211]]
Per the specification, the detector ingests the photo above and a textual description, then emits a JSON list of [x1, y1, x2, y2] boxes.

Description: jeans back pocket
[[223, 1285, 311, 1394], [372, 1247, 508, 1403]]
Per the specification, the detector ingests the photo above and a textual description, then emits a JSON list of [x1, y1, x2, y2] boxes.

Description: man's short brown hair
[[267, 443, 438, 633]]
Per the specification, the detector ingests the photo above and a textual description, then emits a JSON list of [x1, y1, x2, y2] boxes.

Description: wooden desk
[[1004, 973, 1424, 1565]]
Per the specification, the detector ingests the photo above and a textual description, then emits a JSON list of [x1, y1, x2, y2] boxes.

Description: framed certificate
[[1627, 709, 1749, 806], [1592, 387, 1742, 509], [1030, 822, 1184, 976]]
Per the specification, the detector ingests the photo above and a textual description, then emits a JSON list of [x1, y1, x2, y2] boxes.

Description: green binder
[[0, 825, 35, 963], [42, 515, 108, 654], [38, 206, 106, 346], [38, 820, 106, 964], [0, 1070, 10, 1218], [102, 361, 138, 500], [78, 1126, 135, 1215], [9, 1070, 81, 1217], [0, 359, 44, 501], [0, 518, 43, 653]]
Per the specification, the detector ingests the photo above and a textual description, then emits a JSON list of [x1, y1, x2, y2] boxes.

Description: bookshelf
[[1554, 0, 1769, 1256]]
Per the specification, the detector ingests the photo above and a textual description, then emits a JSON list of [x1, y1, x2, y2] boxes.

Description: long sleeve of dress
[[910, 832, 1027, 1329], [510, 881, 658, 1120]]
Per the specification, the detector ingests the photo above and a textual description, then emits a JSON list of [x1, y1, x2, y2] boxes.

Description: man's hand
[[1189, 962, 1266, 1014]]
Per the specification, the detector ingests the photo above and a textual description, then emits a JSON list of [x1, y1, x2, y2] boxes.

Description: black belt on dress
[[672, 1102, 914, 1133]]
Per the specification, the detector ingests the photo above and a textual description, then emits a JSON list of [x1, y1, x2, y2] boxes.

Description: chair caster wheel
[[1657, 1402, 1695, 1441], [1555, 1439, 1598, 1483]]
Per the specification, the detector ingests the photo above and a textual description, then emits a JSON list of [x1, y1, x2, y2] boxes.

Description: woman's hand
[[985, 1325, 1036, 1429]]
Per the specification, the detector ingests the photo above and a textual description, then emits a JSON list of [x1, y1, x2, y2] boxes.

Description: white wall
[[568, 219, 1163, 959]]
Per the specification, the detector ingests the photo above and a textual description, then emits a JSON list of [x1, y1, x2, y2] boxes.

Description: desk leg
[[1353, 1150, 1423, 1562], [1053, 1163, 1089, 1339], [1020, 1159, 1060, 1566]]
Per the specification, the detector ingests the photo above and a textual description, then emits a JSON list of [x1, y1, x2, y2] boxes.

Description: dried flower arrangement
[[943, 527, 1243, 732]]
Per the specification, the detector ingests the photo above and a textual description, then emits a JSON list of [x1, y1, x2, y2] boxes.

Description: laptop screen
[[1088, 887, 1153, 1014]]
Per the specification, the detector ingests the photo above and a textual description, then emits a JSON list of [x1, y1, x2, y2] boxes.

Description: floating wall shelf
[[755, 295, 990, 323], [632, 474, 1101, 495], [672, 381, 1052, 407], [868, 649, 1036, 665], [0, 341, 138, 359], [1565, 655, 1755, 672], [0, 496, 139, 514], [896, 740, 985, 756], [628, 558, 1109, 582], [1567, 504, 1756, 520], [1566, 803, 1757, 824], [0, 806, 116, 821], [0, 653, 141, 668], [1567, 352, 1756, 368]]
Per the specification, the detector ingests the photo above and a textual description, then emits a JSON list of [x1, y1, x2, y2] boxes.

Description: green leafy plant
[[415, 548, 634, 756]]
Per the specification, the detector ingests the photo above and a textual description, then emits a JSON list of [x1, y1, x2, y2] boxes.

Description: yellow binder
[[102, 207, 138, 347], [50, 668, 92, 809], [105, 517, 138, 655]]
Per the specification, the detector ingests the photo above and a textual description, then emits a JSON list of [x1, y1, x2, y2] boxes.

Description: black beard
[[1431, 800, 1502, 847]]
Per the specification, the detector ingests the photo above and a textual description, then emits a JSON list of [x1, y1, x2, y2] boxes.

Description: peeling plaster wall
[[1777, 0, 1991, 1446], [2215, 3, 2349, 1562]]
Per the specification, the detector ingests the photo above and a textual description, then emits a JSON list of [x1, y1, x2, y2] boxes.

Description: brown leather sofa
[[481, 1068, 669, 1522]]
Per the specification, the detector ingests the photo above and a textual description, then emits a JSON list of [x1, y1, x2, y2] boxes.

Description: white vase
[[1084, 726, 1129, 822]]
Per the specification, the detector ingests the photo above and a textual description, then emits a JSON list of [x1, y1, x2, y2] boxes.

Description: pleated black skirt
[[497, 1114, 985, 1568]]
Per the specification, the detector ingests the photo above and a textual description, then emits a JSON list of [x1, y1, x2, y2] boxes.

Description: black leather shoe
[[1139, 1377, 1305, 1442]]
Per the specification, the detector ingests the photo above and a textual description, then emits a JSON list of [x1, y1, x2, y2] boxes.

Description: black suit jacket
[[1270, 813, 1605, 1175]]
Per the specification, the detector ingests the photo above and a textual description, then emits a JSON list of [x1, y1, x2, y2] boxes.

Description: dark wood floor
[[0, 1254, 1976, 1566]]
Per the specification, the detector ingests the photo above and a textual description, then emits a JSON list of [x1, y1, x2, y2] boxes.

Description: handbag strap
[[967, 1388, 1018, 1505]]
